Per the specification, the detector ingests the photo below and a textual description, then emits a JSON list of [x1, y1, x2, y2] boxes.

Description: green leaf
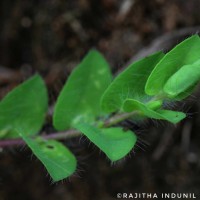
[[53, 50, 112, 130], [145, 35, 200, 96], [19, 132, 77, 182], [123, 99, 186, 124], [0, 75, 48, 138], [75, 123, 137, 161], [174, 84, 197, 100], [146, 100, 163, 110], [101, 52, 164, 113], [164, 59, 200, 98]]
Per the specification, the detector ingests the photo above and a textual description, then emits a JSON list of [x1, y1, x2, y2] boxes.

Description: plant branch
[[0, 111, 137, 149], [103, 111, 137, 127], [0, 129, 81, 148]]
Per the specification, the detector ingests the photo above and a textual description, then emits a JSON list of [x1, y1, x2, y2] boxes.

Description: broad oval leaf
[[75, 123, 137, 161], [145, 35, 200, 96], [164, 59, 200, 98], [0, 75, 48, 138], [123, 99, 186, 124], [19, 132, 77, 182], [101, 52, 164, 113], [53, 50, 112, 130]]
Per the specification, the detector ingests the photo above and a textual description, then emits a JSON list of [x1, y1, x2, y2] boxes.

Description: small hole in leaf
[[46, 145, 54, 149]]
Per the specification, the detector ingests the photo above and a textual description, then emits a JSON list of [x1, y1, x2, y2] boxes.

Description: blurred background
[[0, 0, 200, 199]]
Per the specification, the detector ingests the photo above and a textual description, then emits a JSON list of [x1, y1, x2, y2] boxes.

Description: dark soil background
[[1, 1, 200, 200]]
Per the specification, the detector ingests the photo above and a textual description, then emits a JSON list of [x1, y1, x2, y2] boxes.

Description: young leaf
[[19, 132, 77, 182], [123, 99, 186, 124], [75, 123, 137, 162], [145, 35, 200, 96], [164, 59, 200, 98], [0, 75, 48, 138], [146, 100, 163, 110], [101, 52, 164, 113], [174, 83, 197, 100], [53, 50, 112, 131]]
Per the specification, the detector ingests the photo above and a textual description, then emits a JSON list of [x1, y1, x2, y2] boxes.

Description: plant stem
[[103, 111, 137, 127], [0, 111, 137, 148], [0, 130, 81, 148]]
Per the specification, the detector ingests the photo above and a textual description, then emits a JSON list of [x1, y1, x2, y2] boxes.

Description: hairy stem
[[0, 130, 80, 148], [0, 111, 137, 148], [103, 111, 137, 127]]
